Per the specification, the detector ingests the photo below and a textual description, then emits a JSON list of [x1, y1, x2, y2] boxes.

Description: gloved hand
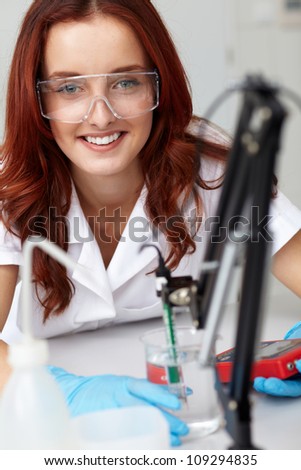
[[253, 321, 301, 397], [48, 366, 189, 446], [283, 321, 301, 340]]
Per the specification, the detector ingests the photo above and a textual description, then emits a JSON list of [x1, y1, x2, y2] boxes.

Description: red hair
[[1, 0, 229, 321]]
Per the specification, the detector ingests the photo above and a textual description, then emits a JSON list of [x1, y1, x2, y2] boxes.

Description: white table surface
[[48, 288, 301, 450]]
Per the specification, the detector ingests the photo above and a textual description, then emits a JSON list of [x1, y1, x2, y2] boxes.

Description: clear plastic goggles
[[36, 70, 160, 123]]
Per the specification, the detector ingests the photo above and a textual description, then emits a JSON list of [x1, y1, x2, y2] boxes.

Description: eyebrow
[[47, 65, 149, 80]]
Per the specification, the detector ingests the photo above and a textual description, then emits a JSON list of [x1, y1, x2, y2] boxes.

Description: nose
[[85, 96, 117, 127]]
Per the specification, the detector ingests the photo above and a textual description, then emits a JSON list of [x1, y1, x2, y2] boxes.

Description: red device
[[216, 338, 301, 383]]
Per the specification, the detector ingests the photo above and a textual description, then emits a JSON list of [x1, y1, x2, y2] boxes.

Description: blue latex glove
[[48, 366, 189, 446], [283, 321, 301, 340], [254, 321, 301, 397]]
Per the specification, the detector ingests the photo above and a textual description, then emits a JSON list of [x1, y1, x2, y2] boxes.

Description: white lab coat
[[1, 156, 301, 343]]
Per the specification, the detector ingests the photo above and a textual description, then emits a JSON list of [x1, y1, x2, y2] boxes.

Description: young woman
[[1, 0, 301, 443]]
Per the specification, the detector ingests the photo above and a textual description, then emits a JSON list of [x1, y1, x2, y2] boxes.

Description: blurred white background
[[153, 0, 301, 204], [1, 0, 301, 299]]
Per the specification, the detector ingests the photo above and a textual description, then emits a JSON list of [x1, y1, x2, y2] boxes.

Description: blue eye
[[57, 83, 80, 94], [115, 79, 139, 90]]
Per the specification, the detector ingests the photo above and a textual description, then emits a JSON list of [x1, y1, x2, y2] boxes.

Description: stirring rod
[[162, 302, 187, 401]]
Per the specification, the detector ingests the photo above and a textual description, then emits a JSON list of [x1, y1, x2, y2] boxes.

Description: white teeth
[[84, 133, 121, 146]]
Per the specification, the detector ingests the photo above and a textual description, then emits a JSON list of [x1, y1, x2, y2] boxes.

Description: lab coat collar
[[106, 187, 161, 291], [66, 182, 160, 296], [66, 186, 114, 306]]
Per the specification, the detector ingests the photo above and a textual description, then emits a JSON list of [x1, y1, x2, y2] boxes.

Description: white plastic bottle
[[0, 339, 75, 449], [0, 237, 85, 449]]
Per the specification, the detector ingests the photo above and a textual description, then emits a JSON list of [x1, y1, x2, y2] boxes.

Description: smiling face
[[42, 15, 154, 181]]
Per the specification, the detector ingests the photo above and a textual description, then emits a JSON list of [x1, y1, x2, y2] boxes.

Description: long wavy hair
[[1, 0, 229, 321]]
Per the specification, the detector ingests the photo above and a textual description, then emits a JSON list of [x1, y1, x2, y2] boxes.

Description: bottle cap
[[8, 339, 49, 368]]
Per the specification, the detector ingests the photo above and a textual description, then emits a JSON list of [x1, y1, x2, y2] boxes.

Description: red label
[[147, 362, 168, 384]]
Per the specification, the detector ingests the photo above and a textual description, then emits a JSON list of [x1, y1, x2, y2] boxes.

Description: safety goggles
[[36, 70, 160, 123]]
